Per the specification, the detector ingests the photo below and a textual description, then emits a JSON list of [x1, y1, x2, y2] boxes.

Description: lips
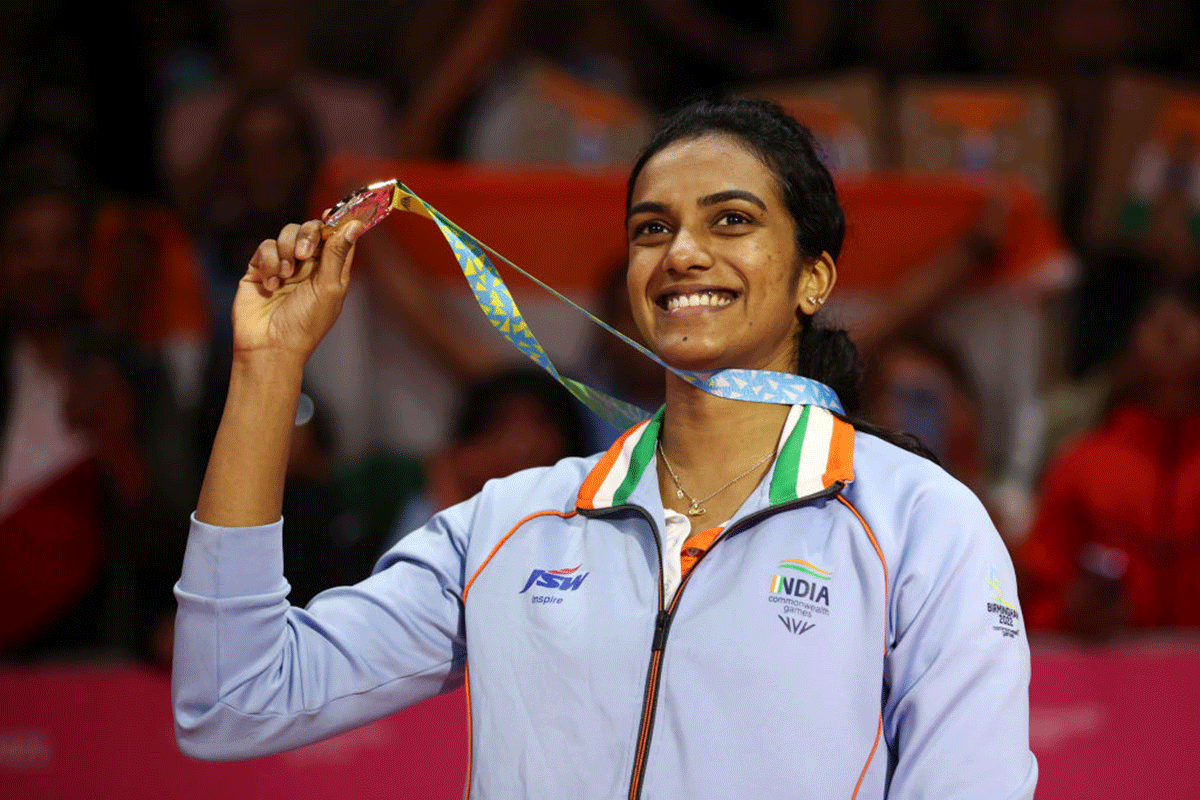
[[657, 288, 739, 312]]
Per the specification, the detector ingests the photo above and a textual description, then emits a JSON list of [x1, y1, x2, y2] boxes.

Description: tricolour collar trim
[[576, 408, 663, 510], [577, 404, 854, 512], [768, 404, 856, 503]]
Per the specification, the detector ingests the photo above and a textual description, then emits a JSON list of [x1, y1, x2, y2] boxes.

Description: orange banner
[[313, 154, 1072, 295]]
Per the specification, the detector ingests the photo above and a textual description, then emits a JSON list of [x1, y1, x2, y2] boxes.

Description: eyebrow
[[627, 200, 667, 219], [699, 190, 767, 211], [627, 190, 768, 221]]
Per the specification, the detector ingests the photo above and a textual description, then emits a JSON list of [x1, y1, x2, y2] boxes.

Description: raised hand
[[235, 218, 364, 366], [196, 216, 363, 527]]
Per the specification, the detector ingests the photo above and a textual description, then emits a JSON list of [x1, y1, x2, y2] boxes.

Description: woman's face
[[626, 134, 828, 373]]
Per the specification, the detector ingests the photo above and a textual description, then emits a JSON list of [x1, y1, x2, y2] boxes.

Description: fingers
[[316, 220, 364, 290], [249, 237, 284, 292], [294, 220, 322, 262], [309, 220, 360, 292], [248, 220, 327, 292], [274, 223, 302, 281]]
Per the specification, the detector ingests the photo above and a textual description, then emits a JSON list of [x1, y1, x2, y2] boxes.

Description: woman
[[174, 98, 1036, 798]]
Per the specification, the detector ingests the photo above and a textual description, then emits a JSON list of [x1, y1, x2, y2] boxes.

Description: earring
[[808, 297, 824, 307]]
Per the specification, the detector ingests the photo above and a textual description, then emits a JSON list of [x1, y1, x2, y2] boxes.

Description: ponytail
[[796, 313, 941, 465], [795, 314, 862, 414]]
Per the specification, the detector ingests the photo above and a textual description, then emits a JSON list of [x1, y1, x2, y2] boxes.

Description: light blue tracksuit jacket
[[173, 405, 1037, 798]]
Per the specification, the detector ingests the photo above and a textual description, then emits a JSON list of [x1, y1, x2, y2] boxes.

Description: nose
[[664, 225, 713, 273]]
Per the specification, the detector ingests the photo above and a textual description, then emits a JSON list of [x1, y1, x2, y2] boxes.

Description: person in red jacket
[[1018, 278, 1200, 637]]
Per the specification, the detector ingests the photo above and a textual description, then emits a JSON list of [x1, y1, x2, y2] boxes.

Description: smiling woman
[[623, 98, 936, 528], [173, 97, 1037, 799]]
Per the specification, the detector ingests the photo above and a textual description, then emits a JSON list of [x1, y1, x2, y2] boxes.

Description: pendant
[[687, 502, 706, 516]]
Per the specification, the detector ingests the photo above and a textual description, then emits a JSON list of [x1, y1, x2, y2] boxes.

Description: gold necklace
[[657, 439, 776, 517]]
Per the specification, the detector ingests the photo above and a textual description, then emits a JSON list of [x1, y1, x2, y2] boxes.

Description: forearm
[[195, 352, 304, 526], [394, 0, 525, 159], [174, 511, 469, 760]]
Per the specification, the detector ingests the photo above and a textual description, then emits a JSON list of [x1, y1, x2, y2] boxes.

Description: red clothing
[[0, 459, 103, 650], [1020, 404, 1200, 629]]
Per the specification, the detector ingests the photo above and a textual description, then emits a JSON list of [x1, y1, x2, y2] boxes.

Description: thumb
[[319, 221, 364, 290]]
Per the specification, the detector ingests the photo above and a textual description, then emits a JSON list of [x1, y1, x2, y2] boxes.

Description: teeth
[[664, 291, 734, 312]]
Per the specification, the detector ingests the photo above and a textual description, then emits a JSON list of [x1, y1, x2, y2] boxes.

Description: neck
[[660, 373, 792, 460], [656, 373, 792, 523]]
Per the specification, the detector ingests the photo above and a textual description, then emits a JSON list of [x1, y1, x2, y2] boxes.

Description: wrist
[[197, 350, 304, 527], [230, 348, 306, 389], [224, 351, 306, 432]]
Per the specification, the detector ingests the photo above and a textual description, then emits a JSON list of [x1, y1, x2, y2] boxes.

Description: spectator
[[192, 87, 322, 336], [860, 331, 986, 495], [0, 169, 189, 662], [346, 368, 588, 560], [455, 0, 652, 167], [157, 0, 389, 222], [1018, 278, 1200, 637], [82, 198, 211, 415], [191, 88, 324, 455]]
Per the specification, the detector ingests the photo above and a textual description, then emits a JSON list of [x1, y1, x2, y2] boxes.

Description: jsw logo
[[520, 565, 588, 593]]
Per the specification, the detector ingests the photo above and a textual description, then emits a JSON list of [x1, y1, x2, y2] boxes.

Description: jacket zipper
[[618, 482, 844, 799]]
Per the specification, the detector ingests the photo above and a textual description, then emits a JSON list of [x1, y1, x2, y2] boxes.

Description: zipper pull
[[652, 609, 670, 651]]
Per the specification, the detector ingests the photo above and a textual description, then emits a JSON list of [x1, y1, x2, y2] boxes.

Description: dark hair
[[628, 96, 938, 462], [453, 368, 588, 458]]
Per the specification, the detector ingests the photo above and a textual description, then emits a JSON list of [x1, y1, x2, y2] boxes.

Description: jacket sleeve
[[882, 480, 1038, 799], [172, 502, 471, 761]]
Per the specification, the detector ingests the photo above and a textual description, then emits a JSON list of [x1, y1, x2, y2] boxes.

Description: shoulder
[[842, 429, 1000, 573], [845, 430, 1025, 649], [479, 452, 606, 506], [848, 430, 984, 521], [373, 452, 607, 579]]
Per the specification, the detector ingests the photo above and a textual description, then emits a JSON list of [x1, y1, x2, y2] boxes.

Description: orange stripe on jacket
[[461, 508, 577, 799], [463, 509, 578, 599], [836, 495, 890, 799]]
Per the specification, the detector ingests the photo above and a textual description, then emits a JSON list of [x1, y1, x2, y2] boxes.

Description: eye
[[715, 210, 754, 227], [631, 219, 669, 240]]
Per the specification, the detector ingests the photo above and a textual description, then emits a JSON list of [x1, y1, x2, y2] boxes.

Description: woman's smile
[[626, 133, 808, 373], [656, 286, 740, 313]]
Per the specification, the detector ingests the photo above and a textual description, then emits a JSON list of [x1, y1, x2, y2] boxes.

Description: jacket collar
[[576, 404, 856, 512]]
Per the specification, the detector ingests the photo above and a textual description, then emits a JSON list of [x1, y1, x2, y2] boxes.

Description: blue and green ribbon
[[387, 181, 843, 431]]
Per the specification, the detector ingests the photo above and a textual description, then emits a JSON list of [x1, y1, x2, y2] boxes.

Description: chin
[[657, 344, 737, 373]]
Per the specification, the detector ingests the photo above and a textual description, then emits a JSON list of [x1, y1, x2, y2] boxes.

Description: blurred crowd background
[[0, 0, 1197, 669]]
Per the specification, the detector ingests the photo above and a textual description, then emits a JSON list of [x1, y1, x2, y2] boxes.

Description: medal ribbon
[[324, 180, 844, 431]]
